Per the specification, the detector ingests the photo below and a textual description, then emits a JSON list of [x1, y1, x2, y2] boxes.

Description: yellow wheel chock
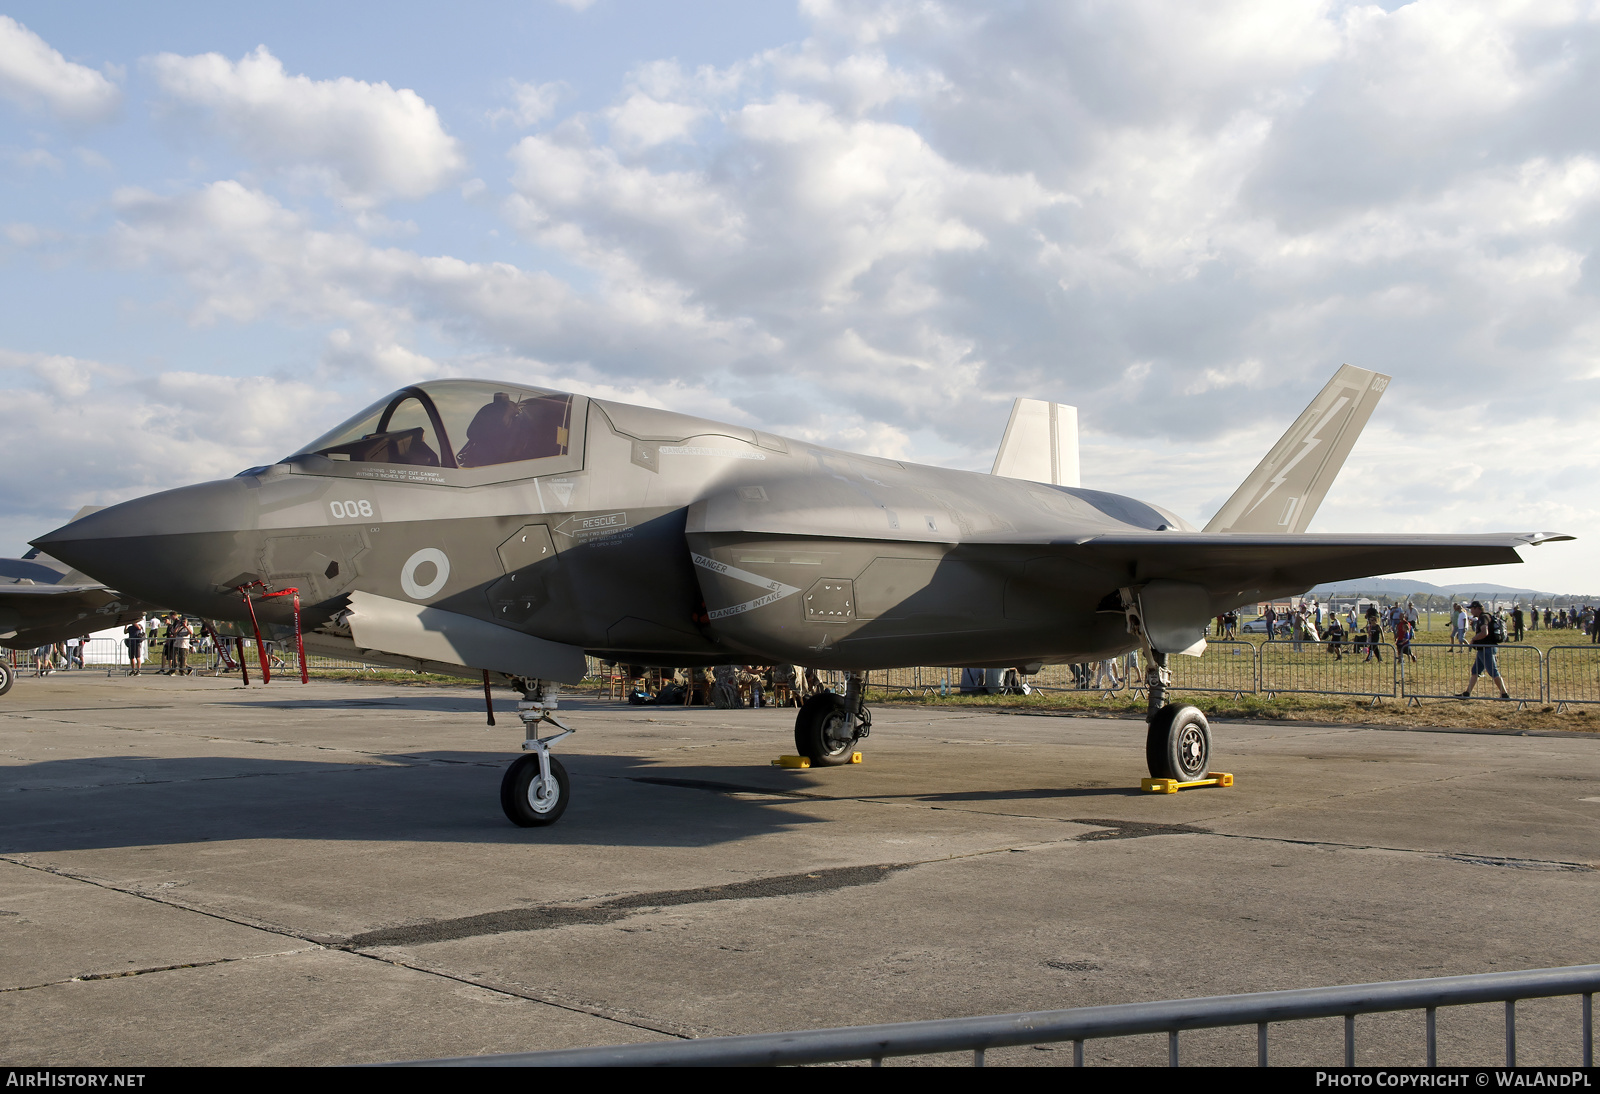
[[772, 752, 863, 768], [1141, 771, 1234, 794]]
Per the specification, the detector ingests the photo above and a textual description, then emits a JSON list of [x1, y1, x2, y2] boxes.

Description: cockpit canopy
[[292, 380, 576, 472]]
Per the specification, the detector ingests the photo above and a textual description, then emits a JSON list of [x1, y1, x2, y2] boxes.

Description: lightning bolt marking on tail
[[1244, 395, 1351, 518]]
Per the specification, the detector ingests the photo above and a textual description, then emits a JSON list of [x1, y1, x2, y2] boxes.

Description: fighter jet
[[0, 508, 154, 695], [32, 365, 1571, 823]]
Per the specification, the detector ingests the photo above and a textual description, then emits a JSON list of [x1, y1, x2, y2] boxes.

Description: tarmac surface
[[3, 672, 1599, 1067]]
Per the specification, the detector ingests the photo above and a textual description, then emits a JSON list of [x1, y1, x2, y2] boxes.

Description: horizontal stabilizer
[[992, 398, 1079, 487], [1205, 365, 1389, 534]]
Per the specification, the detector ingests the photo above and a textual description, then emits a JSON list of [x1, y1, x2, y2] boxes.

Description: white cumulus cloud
[[147, 45, 464, 205], [0, 16, 119, 124]]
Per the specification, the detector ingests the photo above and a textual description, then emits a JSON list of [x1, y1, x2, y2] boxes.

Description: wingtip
[[1522, 532, 1576, 545]]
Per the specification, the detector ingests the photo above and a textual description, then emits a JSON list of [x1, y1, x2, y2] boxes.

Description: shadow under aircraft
[[33, 366, 1571, 826]]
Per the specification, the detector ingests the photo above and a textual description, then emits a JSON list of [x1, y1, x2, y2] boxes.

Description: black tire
[[794, 691, 858, 766], [0, 661, 12, 697], [1146, 704, 1210, 781], [500, 753, 570, 827]]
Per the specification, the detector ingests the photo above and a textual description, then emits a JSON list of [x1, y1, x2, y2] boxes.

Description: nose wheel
[[501, 752, 570, 826], [1146, 703, 1211, 781], [0, 660, 12, 696]]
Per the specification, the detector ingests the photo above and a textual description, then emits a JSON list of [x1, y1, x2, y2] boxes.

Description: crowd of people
[[21, 614, 230, 677], [119, 614, 202, 676], [1264, 599, 1422, 663], [27, 634, 90, 676], [622, 664, 819, 708]]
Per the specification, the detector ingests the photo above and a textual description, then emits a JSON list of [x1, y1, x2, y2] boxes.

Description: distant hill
[[1306, 578, 1591, 600]]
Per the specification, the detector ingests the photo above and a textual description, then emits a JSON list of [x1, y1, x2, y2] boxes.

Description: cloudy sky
[[1, 0, 1596, 592]]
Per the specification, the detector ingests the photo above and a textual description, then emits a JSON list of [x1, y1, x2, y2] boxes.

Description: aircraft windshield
[[293, 381, 574, 470]]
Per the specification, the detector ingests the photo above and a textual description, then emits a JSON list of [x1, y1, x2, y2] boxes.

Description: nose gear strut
[[501, 679, 574, 826]]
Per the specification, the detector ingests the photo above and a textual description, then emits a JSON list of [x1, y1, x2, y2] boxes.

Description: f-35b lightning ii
[[33, 365, 1571, 823]]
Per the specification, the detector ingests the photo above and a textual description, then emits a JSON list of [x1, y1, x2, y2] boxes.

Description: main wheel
[[794, 691, 858, 766], [500, 753, 570, 827], [0, 660, 12, 696], [1146, 704, 1210, 781]]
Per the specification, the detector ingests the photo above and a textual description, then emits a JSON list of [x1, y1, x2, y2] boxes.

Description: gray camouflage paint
[[32, 387, 1565, 674]]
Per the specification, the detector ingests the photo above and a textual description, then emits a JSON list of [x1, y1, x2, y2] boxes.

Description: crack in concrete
[[2, 765, 395, 793], [1189, 830, 1595, 870], [356, 952, 713, 1043], [344, 864, 910, 949], [0, 948, 315, 995]]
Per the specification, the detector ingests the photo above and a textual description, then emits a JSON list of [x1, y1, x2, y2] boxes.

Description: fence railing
[[1546, 646, 1600, 709], [833, 643, 1600, 708], [15, 638, 1600, 708], [1165, 641, 1257, 697], [386, 962, 1600, 1068], [7, 641, 611, 683], [1401, 643, 1545, 708]]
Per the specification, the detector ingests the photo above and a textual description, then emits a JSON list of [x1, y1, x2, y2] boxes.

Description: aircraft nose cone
[[33, 477, 262, 618]]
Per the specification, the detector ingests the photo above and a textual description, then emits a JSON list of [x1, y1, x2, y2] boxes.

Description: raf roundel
[[401, 547, 450, 600]]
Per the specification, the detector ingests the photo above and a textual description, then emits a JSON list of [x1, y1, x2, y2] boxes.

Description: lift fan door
[[259, 532, 368, 604]]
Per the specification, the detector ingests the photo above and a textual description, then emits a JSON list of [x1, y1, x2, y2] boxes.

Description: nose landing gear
[[500, 679, 574, 826]]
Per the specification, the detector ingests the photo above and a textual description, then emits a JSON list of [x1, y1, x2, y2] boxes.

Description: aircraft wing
[[1071, 530, 1570, 602], [0, 584, 150, 649]]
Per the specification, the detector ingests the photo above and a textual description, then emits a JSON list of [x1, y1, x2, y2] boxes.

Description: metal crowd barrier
[[8, 641, 604, 682], [1545, 646, 1600, 710], [1020, 661, 1128, 696], [1168, 641, 1257, 697], [1260, 641, 1397, 701], [391, 963, 1600, 1068], [868, 666, 927, 695], [16, 637, 1600, 710], [1401, 643, 1545, 708], [843, 640, 1574, 707]]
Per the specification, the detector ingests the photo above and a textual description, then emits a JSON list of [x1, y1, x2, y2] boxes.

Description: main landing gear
[[794, 670, 870, 765], [1141, 651, 1211, 781], [0, 659, 12, 697], [500, 679, 573, 827]]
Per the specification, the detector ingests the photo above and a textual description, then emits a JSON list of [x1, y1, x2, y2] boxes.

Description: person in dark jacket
[[124, 621, 145, 676]]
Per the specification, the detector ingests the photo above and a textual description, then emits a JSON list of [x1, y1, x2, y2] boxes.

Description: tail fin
[[1204, 365, 1390, 534], [992, 398, 1080, 487]]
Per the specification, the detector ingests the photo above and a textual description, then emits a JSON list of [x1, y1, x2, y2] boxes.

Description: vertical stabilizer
[[992, 398, 1080, 487], [1204, 365, 1390, 534]]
